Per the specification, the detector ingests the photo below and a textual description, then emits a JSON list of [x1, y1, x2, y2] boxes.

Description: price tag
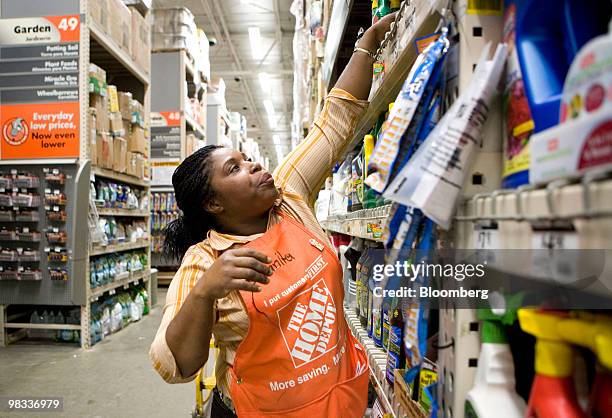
[[45, 188, 51, 194], [44, 247, 50, 252], [10, 169, 17, 175], [53, 206, 60, 212], [20, 188, 26, 193], [23, 227, 29, 233], [0, 188, 4, 193], [54, 189, 60, 195], [12, 207, 19, 212], [12, 188, 18, 192], [53, 227, 59, 233], [52, 169, 59, 175], [109, 289, 115, 295], [18, 266, 24, 272], [123, 284, 129, 289], [43, 168, 49, 173], [55, 247, 62, 252], [16, 247, 23, 254], [45, 205, 51, 211]]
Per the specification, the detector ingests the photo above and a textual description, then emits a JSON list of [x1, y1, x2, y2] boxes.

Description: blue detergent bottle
[[515, 0, 612, 133]]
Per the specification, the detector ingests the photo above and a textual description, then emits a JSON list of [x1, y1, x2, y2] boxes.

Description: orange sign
[[0, 102, 80, 159]]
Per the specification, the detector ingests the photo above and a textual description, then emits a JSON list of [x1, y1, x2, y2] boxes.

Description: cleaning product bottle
[[518, 309, 587, 418], [390, 0, 400, 13], [557, 313, 612, 418], [501, 1, 534, 188], [372, 0, 392, 24], [515, 0, 612, 132], [465, 294, 526, 418], [363, 135, 378, 209]]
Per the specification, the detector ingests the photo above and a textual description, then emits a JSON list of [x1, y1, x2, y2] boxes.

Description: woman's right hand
[[195, 248, 273, 300]]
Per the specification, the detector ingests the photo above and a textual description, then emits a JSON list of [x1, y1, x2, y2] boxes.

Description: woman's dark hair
[[163, 145, 222, 261]]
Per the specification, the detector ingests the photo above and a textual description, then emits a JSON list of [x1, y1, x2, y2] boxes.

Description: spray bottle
[[465, 293, 526, 418], [518, 309, 587, 418], [557, 313, 612, 418]]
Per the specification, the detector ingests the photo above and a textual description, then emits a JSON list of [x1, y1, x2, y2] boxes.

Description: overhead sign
[[0, 15, 80, 159]]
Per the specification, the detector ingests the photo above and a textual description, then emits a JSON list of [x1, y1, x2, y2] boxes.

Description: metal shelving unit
[[0, 0, 152, 349], [91, 167, 149, 188], [89, 269, 150, 302], [96, 208, 150, 217], [90, 241, 150, 257], [320, 206, 391, 243]]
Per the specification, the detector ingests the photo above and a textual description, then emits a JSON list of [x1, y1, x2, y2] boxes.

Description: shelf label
[[0, 15, 80, 160]]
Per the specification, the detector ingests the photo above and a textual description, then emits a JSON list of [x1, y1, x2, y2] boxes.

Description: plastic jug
[[515, 0, 612, 132]]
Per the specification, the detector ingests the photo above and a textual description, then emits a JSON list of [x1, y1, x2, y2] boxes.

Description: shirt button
[[237, 377, 243, 384]]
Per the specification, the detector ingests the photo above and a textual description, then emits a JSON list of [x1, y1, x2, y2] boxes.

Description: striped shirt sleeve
[[273, 88, 368, 207], [149, 246, 214, 383]]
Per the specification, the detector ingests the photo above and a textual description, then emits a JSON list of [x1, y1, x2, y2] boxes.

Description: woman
[[150, 14, 396, 418]]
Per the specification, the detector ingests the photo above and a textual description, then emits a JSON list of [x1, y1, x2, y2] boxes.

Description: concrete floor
[[0, 290, 195, 418]]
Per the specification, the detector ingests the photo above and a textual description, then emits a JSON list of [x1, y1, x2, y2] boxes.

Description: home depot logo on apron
[[230, 212, 369, 418]]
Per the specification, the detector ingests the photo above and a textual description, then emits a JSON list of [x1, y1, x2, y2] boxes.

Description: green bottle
[[373, 0, 392, 24]]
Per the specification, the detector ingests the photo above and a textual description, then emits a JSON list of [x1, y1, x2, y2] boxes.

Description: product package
[[384, 43, 508, 229]]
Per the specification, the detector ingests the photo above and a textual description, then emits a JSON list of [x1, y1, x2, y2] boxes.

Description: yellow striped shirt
[[149, 88, 368, 396]]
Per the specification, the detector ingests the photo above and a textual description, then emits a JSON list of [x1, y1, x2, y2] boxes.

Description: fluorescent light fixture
[[263, 99, 277, 129], [258, 72, 271, 92], [272, 134, 281, 145], [248, 27, 264, 60]]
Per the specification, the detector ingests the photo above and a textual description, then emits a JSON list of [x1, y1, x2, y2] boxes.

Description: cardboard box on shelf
[[130, 7, 151, 74], [109, 112, 124, 137], [109, 0, 132, 54], [127, 152, 145, 179], [107, 85, 119, 113], [88, 63, 107, 95], [118, 91, 133, 120], [88, 0, 110, 33], [129, 125, 147, 154], [90, 93, 109, 133], [96, 132, 113, 169], [113, 137, 128, 173], [131, 99, 144, 127]]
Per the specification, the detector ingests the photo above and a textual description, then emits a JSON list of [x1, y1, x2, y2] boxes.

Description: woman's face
[[207, 148, 279, 222]]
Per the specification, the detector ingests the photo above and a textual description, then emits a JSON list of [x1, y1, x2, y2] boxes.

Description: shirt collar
[[206, 186, 284, 252]]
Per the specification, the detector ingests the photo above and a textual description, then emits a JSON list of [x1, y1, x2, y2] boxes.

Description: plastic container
[[515, 0, 612, 132], [518, 309, 587, 418], [465, 296, 526, 418], [501, 1, 534, 188]]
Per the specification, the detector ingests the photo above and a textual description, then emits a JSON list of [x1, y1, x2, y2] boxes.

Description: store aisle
[[0, 291, 194, 418]]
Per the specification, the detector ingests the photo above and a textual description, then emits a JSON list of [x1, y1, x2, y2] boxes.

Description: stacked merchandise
[[90, 251, 147, 289], [91, 179, 148, 212], [151, 8, 209, 86], [88, 64, 147, 179], [93, 216, 148, 249], [88, 0, 151, 74], [89, 285, 150, 346], [151, 192, 179, 254], [27, 308, 81, 343], [0, 168, 71, 282]]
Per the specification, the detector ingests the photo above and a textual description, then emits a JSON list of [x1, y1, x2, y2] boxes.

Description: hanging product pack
[[384, 43, 508, 229]]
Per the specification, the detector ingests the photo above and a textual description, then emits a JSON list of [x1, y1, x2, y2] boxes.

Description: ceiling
[[152, 0, 296, 165]]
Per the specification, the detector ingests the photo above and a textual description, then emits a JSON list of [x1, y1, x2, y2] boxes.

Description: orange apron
[[229, 212, 369, 418]]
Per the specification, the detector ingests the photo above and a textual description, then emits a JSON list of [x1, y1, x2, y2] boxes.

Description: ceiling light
[[272, 134, 281, 145], [263, 99, 277, 129], [248, 27, 264, 60], [258, 72, 271, 92]]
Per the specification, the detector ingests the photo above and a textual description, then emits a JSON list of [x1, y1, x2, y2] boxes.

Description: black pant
[[211, 389, 238, 418]]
